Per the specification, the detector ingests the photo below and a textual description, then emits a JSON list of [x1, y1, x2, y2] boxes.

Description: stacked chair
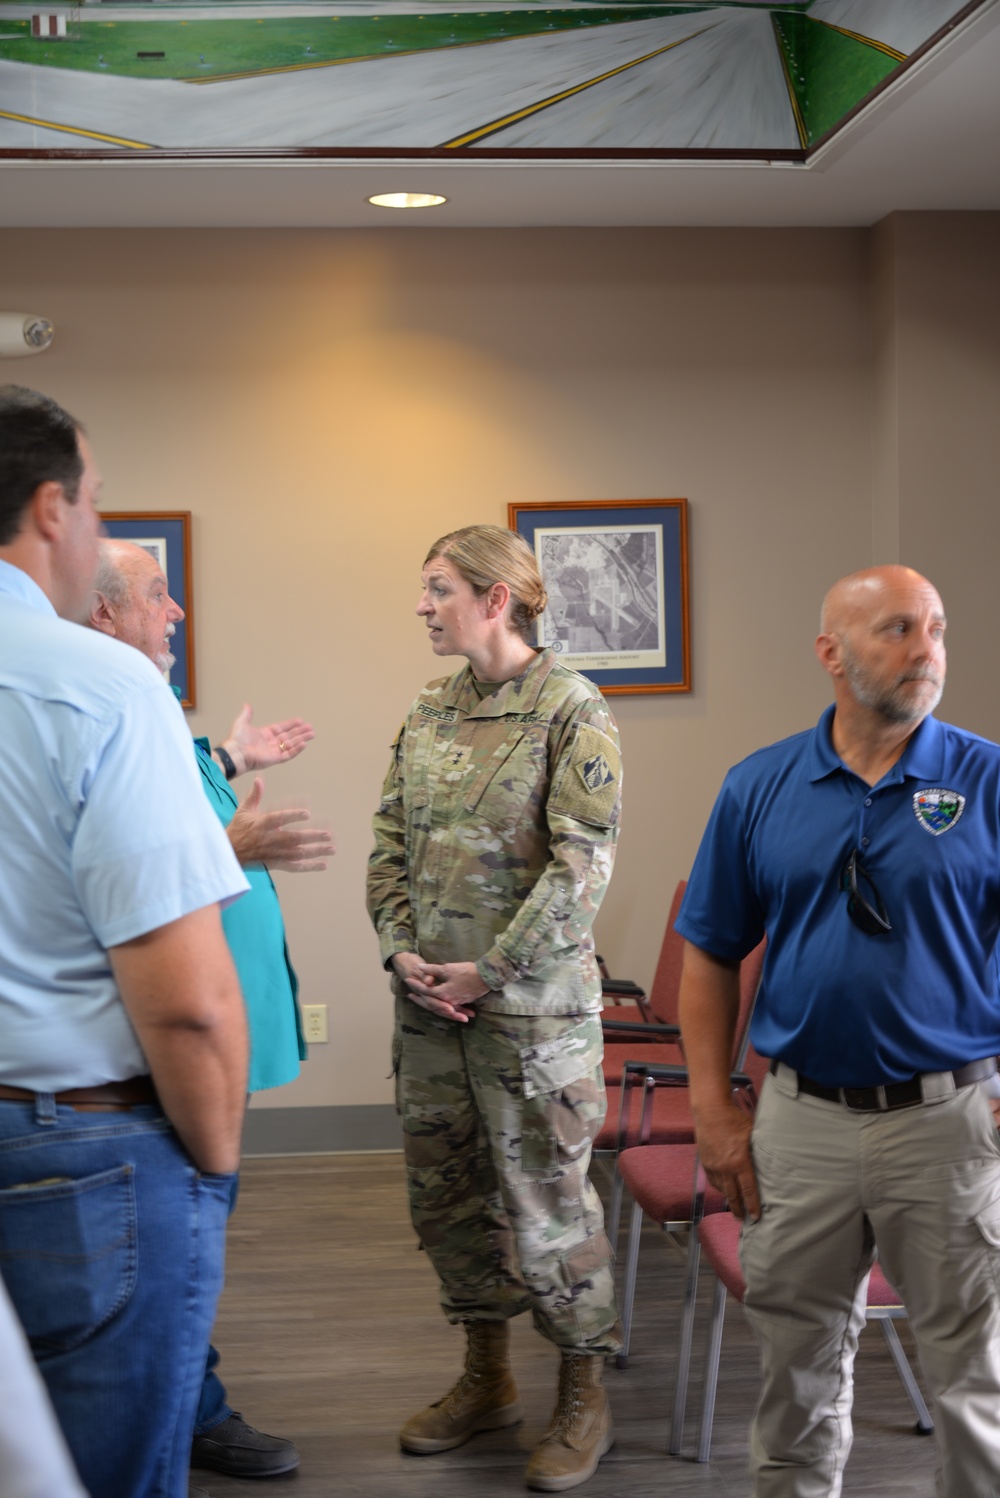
[[598, 932, 767, 1253], [612, 1041, 768, 1410], [600, 881, 688, 1084], [694, 1212, 933, 1461]]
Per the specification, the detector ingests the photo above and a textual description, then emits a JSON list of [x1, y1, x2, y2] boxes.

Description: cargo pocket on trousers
[[553, 1232, 616, 1341], [520, 1021, 604, 1175], [974, 1191, 1000, 1301], [0, 1163, 138, 1356]]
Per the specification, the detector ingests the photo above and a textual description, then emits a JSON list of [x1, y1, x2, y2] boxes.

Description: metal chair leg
[[608, 1161, 624, 1259], [616, 1197, 644, 1369], [668, 1227, 702, 1455], [878, 1317, 934, 1434], [696, 1273, 728, 1463]]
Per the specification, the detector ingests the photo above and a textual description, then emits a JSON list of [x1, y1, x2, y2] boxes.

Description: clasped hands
[[391, 953, 488, 1023]]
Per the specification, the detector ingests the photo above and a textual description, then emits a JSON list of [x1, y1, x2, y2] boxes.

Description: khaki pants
[[393, 998, 621, 1355], [742, 1064, 1000, 1498]]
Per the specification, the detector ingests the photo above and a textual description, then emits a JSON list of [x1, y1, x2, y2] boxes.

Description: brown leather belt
[[772, 1057, 997, 1113], [0, 1076, 158, 1112]]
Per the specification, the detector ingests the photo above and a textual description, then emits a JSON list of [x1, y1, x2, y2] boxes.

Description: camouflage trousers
[[393, 997, 622, 1355]]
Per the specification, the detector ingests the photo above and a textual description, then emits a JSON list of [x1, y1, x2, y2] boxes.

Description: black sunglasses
[[841, 848, 892, 936]]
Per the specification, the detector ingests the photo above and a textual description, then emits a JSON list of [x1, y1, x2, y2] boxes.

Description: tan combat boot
[[524, 1354, 614, 1491], [399, 1320, 523, 1454]]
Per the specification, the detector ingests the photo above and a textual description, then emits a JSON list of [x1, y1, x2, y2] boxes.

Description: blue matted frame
[[508, 499, 690, 694], [102, 511, 196, 708]]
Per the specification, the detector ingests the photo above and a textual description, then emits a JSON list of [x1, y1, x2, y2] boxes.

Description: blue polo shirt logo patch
[[913, 788, 965, 835]]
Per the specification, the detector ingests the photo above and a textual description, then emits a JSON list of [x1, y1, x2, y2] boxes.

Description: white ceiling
[[1, 0, 998, 228]]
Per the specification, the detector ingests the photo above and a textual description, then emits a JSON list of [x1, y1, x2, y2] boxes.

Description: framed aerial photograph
[[102, 511, 196, 708], [508, 499, 690, 695]]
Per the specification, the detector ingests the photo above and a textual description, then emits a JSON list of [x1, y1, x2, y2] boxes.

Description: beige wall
[[872, 212, 1000, 740], [3, 219, 991, 1113]]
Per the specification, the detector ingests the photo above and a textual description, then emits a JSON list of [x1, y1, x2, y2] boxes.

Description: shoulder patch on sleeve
[[549, 723, 622, 828]]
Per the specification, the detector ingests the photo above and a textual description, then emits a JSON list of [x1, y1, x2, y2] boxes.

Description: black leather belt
[[770, 1057, 998, 1113]]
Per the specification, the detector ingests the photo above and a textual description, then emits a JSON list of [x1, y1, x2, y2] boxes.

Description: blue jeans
[[0, 1095, 233, 1498], [194, 1173, 240, 1436]]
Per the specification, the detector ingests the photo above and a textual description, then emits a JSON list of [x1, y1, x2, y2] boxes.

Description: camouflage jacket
[[367, 648, 622, 1015]]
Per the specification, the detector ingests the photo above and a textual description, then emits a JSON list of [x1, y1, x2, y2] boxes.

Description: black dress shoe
[[191, 1412, 300, 1477]]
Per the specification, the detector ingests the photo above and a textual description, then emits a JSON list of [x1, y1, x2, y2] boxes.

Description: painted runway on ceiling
[[0, 0, 975, 152]]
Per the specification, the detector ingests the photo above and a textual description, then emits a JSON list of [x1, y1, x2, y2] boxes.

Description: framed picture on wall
[[508, 499, 690, 695], [102, 511, 196, 708]]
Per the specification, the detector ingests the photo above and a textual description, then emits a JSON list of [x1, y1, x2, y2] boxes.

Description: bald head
[[816, 566, 945, 727], [820, 567, 942, 637], [90, 538, 184, 671]]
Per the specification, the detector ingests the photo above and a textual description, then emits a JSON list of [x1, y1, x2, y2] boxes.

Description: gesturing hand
[[227, 777, 335, 872], [218, 704, 316, 777]]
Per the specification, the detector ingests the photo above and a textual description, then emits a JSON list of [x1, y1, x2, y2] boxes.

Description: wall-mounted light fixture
[[367, 192, 447, 210], [0, 313, 55, 358]]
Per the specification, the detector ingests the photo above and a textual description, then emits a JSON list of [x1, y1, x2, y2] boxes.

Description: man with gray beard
[[90, 537, 334, 1483], [676, 565, 1000, 1497]]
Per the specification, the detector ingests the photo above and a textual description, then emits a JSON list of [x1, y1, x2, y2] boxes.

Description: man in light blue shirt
[[0, 385, 250, 1498]]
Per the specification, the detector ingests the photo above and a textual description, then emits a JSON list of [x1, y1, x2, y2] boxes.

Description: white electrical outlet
[[302, 1004, 328, 1044]]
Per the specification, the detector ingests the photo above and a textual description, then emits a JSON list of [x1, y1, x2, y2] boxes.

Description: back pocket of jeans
[[0, 1163, 138, 1356]]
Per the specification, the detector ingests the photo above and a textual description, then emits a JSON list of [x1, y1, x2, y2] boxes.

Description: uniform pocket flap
[[521, 1019, 602, 1100]]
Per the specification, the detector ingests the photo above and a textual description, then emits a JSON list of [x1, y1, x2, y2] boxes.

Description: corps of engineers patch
[[576, 753, 614, 794]]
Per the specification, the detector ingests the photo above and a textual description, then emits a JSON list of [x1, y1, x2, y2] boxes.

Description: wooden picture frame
[[508, 499, 690, 695], [101, 511, 196, 708]]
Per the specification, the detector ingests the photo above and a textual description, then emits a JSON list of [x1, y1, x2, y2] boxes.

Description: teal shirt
[[193, 737, 305, 1092]]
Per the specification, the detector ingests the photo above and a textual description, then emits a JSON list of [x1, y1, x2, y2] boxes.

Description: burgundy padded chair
[[694, 1212, 933, 1463], [597, 933, 766, 1161], [611, 1040, 769, 1418], [600, 880, 688, 1034]]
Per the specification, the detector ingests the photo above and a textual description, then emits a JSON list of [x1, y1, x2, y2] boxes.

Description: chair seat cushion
[[618, 1143, 726, 1223]]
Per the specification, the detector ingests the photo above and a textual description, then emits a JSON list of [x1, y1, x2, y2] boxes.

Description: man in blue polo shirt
[[677, 565, 1000, 1497]]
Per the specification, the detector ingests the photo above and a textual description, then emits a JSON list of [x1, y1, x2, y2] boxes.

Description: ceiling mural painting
[[0, 0, 988, 155]]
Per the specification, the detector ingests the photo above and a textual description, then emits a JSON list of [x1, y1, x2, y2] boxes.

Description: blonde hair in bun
[[425, 525, 547, 643]]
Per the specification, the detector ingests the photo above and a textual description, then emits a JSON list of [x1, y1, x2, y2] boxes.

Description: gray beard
[[842, 650, 943, 724]]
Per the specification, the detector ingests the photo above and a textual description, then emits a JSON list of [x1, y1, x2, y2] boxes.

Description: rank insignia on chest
[[577, 753, 615, 794], [913, 788, 965, 835], [441, 744, 474, 775]]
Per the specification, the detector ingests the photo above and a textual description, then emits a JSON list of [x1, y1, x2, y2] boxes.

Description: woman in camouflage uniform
[[367, 525, 623, 1493]]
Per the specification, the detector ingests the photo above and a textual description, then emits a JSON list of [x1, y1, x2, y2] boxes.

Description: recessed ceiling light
[[368, 192, 447, 209]]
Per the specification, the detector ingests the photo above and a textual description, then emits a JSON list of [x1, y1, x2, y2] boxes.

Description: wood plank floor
[[195, 1153, 938, 1497]]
